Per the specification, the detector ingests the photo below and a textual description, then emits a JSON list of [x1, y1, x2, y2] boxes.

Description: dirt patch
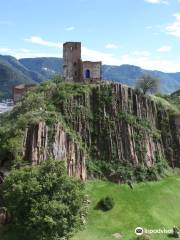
[[112, 233, 123, 239]]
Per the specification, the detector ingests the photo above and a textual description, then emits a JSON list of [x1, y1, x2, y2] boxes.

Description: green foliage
[[118, 112, 160, 142], [136, 235, 151, 240], [99, 85, 113, 105], [170, 90, 180, 111], [134, 165, 147, 182], [151, 93, 180, 115], [96, 196, 115, 211], [51, 82, 90, 105], [52, 75, 64, 84], [1, 160, 87, 240], [146, 167, 159, 181], [87, 157, 167, 183], [87, 159, 134, 182]]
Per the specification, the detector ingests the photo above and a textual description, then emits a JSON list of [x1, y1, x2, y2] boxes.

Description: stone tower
[[63, 42, 83, 82]]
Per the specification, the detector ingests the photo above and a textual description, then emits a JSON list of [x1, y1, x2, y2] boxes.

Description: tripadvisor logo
[[135, 227, 173, 236], [135, 227, 144, 236]]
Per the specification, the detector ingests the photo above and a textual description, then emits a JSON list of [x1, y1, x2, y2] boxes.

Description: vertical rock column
[[23, 122, 86, 180]]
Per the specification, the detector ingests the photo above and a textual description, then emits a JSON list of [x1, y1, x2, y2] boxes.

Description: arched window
[[85, 69, 90, 78]]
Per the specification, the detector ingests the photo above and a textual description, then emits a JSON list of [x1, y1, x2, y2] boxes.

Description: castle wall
[[63, 42, 102, 83], [83, 61, 101, 82], [13, 84, 36, 103]]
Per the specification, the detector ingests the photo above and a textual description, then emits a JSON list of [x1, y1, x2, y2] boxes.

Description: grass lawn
[[73, 174, 180, 240]]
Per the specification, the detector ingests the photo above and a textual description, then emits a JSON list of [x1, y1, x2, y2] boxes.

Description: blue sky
[[1, 0, 180, 72]]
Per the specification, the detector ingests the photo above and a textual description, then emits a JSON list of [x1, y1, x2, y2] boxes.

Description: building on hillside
[[13, 84, 36, 103], [63, 42, 102, 83]]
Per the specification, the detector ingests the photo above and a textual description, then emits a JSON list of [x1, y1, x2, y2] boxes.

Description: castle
[[63, 42, 102, 82]]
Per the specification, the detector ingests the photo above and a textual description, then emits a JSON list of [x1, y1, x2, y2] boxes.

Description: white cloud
[[82, 47, 119, 65], [145, 0, 169, 4], [25, 36, 62, 48], [0, 47, 59, 59], [82, 47, 180, 72], [19, 48, 32, 53], [157, 45, 172, 52], [0, 48, 12, 53], [113, 54, 180, 73], [105, 43, 119, 49], [165, 13, 180, 37], [81, 46, 180, 72], [65, 26, 75, 31]]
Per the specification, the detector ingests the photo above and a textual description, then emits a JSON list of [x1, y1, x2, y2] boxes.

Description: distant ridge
[[0, 55, 180, 99]]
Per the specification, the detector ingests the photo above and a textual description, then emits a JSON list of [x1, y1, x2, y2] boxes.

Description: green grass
[[150, 95, 180, 114], [73, 174, 180, 240]]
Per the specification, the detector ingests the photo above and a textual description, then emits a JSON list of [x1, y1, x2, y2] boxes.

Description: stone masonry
[[63, 42, 102, 82]]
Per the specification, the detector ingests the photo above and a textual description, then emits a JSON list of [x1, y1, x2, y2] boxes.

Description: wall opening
[[85, 69, 90, 78]]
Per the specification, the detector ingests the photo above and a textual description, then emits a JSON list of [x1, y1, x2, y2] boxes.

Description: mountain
[[18, 58, 180, 93], [102, 64, 180, 93], [19, 57, 63, 80], [0, 55, 180, 99], [0, 55, 44, 99], [19, 58, 180, 93]]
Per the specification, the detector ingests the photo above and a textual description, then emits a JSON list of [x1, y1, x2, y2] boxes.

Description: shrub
[[97, 196, 115, 211], [1, 160, 88, 240], [134, 166, 147, 182], [146, 167, 159, 181]]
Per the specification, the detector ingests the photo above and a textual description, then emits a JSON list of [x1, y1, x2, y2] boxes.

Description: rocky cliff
[[23, 122, 86, 180], [20, 82, 180, 181]]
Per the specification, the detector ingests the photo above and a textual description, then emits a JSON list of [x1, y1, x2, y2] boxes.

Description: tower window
[[70, 46, 73, 51]]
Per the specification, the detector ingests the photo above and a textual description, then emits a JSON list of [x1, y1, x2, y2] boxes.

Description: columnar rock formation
[[23, 83, 180, 180], [23, 122, 86, 180]]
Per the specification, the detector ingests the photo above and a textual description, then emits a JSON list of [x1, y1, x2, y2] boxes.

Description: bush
[[1, 160, 88, 240], [134, 166, 147, 182], [97, 196, 115, 211], [146, 167, 159, 181]]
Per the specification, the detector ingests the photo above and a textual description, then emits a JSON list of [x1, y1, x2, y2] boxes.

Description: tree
[[136, 74, 160, 94], [1, 160, 87, 240]]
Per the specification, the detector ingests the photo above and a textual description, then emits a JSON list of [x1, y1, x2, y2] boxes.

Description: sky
[[1, 0, 180, 72]]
